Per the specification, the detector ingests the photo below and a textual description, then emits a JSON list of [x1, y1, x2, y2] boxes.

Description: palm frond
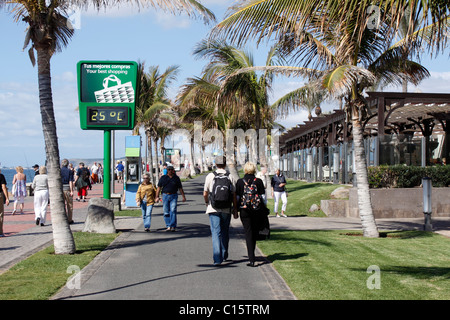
[[321, 65, 375, 97], [272, 81, 327, 118]]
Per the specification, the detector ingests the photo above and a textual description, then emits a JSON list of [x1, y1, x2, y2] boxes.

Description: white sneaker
[[280, 212, 287, 218]]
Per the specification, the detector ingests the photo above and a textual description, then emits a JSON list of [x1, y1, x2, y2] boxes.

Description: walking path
[[1, 174, 449, 301]]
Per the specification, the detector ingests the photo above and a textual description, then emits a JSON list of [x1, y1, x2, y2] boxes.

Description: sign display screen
[[77, 60, 138, 130], [86, 106, 128, 126]]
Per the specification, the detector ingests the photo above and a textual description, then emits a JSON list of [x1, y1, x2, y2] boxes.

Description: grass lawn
[[266, 179, 346, 217], [257, 230, 450, 300], [115, 208, 141, 217], [0, 232, 118, 300]]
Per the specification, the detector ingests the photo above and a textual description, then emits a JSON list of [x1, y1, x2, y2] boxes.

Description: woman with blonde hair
[[136, 173, 157, 232], [32, 166, 49, 226], [12, 166, 27, 215], [235, 162, 267, 267]]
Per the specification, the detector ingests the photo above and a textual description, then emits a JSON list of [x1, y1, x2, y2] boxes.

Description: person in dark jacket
[[155, 166, 186, 231], [235, 162, 266, 267], [271, 168, 288, 217]]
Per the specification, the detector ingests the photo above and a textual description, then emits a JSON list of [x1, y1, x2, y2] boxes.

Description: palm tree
[[210, 0, 444, 237], [135, 63, 179, 184], [272, 82, 327, 121], [1, 0, 214, 254], [176, 75, 230, 174], [192, 40, 279, 175]]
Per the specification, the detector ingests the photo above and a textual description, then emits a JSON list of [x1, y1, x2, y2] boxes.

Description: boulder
[[309, 203, 320, 212], [330, 187, 350, 199], [83, 198, 116, 234], [180, 168, 191, 179]]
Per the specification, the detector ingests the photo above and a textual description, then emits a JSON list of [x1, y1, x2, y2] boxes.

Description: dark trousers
[[240, 209, 259, 263]]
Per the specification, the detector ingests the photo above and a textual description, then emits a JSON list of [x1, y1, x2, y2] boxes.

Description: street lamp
[[333, 150, 340, 184], [306, 152, 313, 183], [422, 177, 433, 231]]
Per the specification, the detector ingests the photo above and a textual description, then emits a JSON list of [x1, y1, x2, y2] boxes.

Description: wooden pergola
[[279, 92, 450, 182]]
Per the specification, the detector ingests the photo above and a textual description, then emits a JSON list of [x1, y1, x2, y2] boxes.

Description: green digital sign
[[77, 61, 138, 130]]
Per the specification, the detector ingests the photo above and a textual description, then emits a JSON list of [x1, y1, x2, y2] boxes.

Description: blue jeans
[[140, 202, 154, 229], [162, 193, 178, 228], [209, 212, 231, 265]]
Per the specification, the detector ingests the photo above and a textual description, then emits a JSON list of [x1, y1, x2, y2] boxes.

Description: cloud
[[379, 71, 450, 94], [152, 11, 192, 29]]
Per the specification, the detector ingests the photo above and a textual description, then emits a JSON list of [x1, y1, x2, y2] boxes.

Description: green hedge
[[368, 165, 450, 188]]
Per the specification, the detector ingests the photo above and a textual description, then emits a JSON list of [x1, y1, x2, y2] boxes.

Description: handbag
[[256, 213, 270, 240]]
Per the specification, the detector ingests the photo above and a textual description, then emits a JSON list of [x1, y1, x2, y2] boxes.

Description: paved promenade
[[0, 174, 449, 301]]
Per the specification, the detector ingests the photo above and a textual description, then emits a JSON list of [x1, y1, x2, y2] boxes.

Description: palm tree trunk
[[351, 106, 379, 238], [147, 130, 154, 184], [189, 137, 196, 176], [36, 47, 76, 254], [153, 136, 160, 184]]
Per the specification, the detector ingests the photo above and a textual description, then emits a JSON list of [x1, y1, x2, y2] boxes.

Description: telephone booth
[[124, 135, 141, 207]]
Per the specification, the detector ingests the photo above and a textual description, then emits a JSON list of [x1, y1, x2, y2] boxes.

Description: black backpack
[[240, 178, 262, 211], [210, 172, 232, 209], [81, 168, 90, 182]]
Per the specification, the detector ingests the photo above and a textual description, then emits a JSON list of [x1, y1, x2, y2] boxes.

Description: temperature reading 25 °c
[[86, 107, 128, 126]]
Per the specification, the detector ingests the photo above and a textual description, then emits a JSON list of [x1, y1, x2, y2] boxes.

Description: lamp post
[[333, 150, 340, 184], [293, 155, 299, 180], [306, 151, 313, 183], [422, 177, 433, 231]]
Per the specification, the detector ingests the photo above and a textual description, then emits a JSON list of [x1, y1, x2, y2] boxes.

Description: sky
[[0, 0, 449, 168]]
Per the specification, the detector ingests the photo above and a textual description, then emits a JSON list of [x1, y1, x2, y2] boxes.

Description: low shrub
[[368, 165, 450, 188]]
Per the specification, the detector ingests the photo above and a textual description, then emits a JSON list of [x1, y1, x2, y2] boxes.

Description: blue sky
[[0, 0, 449, 168]]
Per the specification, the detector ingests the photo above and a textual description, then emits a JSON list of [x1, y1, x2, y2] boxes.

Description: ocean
[[0, 168, 36, 186]]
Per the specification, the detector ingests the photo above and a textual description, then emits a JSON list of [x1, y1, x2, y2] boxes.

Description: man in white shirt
[[203, 156, 237, 266], [91, 162, 99, 184]]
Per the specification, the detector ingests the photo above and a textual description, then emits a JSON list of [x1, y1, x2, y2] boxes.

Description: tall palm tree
[[135, 63, 179, 183], [210, 0, 443, 237], [176, 75, 232, 174], [1, 0, 214, 254], [135, 63, 179, 184], [193, 40, 279, 174]]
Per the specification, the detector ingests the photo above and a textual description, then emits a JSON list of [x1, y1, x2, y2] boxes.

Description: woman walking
[[12, 166, 27, 215], [271, 169, 288, 217], [32, 166, 49, 226], [235, 162, 266, 267], [136, 173, 157, 232]]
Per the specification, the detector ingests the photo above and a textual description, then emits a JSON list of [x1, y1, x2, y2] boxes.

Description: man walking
[[156, 166, 186, 231], [203, 156, 237, 266], [61, 159, 74, 224]]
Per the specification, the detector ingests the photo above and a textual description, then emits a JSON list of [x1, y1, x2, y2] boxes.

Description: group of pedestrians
[[0, 159, 101, 236], [134, 156, 289, 267]]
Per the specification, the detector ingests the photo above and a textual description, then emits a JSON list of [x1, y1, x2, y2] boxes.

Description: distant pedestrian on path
[[271, 169, 287, 218], [235, 162, 266, 267], [61, 159, 74, 224], [12, 166, 27, 215], [156, 165, 186, 232], [0, 169, 10, 237], [32, 166, 48, 226], [75, 162, 89, 202], [32, 164, 39, 176], [136, 173, 157, 232], [116, 161, 124, 183], [91, 162, 99, 184], [203, 156, 237, 266]]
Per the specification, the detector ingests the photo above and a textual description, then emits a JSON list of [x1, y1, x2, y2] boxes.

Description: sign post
[[77, 61, 138, 199]]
